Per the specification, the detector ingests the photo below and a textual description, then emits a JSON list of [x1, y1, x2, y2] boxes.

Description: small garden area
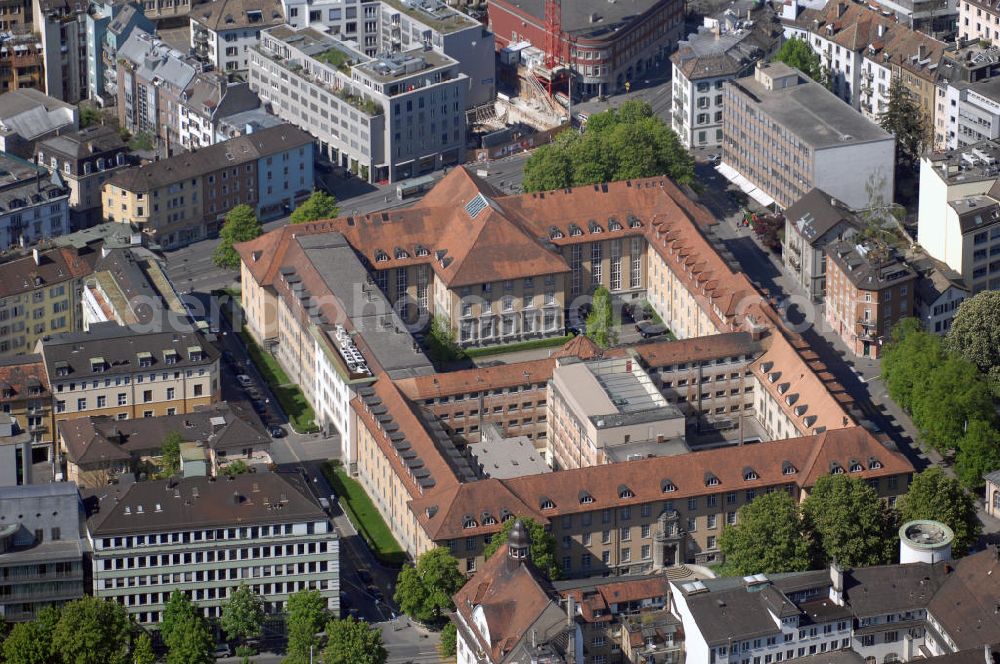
[[321, 461, 407, 566], [238, 328, 319, 433], [465, 334, 575, 358]]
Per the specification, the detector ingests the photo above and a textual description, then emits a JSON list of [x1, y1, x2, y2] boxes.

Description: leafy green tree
[[897, 467, 982, 556], [585, 286, 616, 348], [164, 614, 214, 664], [213, 204, 262, 270], [426, 315, 465, 364], [323, 617, 387, 664], [2, 607, 59, 664], [222, 459, 251, 476], [879, 75, 929, 169], [80, 106, 101, 128], [948, 291, 1000, 394], [482, 517, 561, 580], [802, 474, 897, 567], [52, 596, 132, 664], [221, 584, 264, 649], [159, 431, 183, 477], [719, 491, 813, 575], [522, 143, 573, 192], [771, 37, 824, 84], [522, 101, 693, 192], [161, 591, 198, 647], [394, 547, 466, 624], [439, 622, 457, 658], [882, 318, 944, 412], [132, 632, 156, 664], [955, 419, 1000, 489], [283, 589, 328, 664], [290, 191, 340, 224], [910, 354, 994, 452]]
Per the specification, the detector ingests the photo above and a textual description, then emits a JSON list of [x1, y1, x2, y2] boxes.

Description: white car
[[236, 375, 252, 388]]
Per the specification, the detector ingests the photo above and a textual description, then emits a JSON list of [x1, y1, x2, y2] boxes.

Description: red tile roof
[[0, 355, 50, 403]]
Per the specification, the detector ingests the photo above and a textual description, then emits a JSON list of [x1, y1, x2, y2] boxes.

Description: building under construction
[[489, 0, 685, 100]]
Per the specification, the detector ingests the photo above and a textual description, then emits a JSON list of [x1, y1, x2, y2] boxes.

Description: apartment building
[[916, 139, 1000, 291], [177, 74, 263, 150], [959, 0, 1000, 43], [670, 6, 781, 149], [933, 41, 1000, 150], [0, 0, 29, 34], [86, 472, 339, 628], [0, 152, 70, 250], [59, 402, 271, 487], [0, 32, 44, 96], [33, 0, 88, 103], [0, 354, 55, 461], [490, 0, 683, 99], [190, 0, 283, 74], [911, 256, 968, 334], [825, 239, 917, 359], [782, 189, 859, 301], [546, 355, 685, 470], [0, 244, 99, 357], [38, 322, 221, 422], [675, 546, 1000, 664], [116, 30, 199, 149], [721, 62, 895, 209], [280, 0, 495, 108], [251, 25, 467, 183], [0, 88, 78, 159], [0, 483, 85, 623], [36, 126, 131, 229], [103, 124, 314, 248], [85, 0, 154, 105]]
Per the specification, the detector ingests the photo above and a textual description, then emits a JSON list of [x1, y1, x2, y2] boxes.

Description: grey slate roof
[[106, 123, 314, 191], [84, 471, 326, 535], [40, 321, 219, 381], [60, 401, 270, 464], [190, 0, 283, 31], [784, 188, 859, 246], [826, 239, 917, 291], [37, 125, 127, 161], [0, 89, 77, 141]]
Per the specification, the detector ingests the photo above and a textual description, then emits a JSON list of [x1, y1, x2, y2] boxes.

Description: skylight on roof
[[464, 193, 489, 219]]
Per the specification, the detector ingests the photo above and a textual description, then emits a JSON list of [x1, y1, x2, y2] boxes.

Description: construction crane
[[543, 0, 561, 94]]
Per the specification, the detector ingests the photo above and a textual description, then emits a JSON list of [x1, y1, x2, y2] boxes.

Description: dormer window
[[499, 508, 514, 522], [743, 467, 758, 481], [188, 346, 203, 362], [549, 226, 564, 240], [830, 462, 844, 475], [90, 357, 106, 373], [849, 459, 863, 473], [782, 461, 797, 476], [463, 515, 477, 529], [540, 497, 555, 510], [618, 484, 634, 499], [482, 512, 496, 526], [661, 479, 676, 493], [588, 220, 603, 234], [569, 224, 583, 237], [375, 250, 389, 262], [627, 215, 642, 228], [579, 490, 594, 504], [395, 248, 409, 260], [55, 361, 69, 377], [609, 218, 623, 231], [868, 456, 882, 470], [705, 473, 720, 487], [415, 245, 429, 257], [1, 387, 13, 398], [163, 350, 178, 365], [137, 351, 153, 368]]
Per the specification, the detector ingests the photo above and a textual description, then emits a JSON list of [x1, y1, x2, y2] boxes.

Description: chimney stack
[[829, 561, 845, 606], [837, 2, 847, 17]]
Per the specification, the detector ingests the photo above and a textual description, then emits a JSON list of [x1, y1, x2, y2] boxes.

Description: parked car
[[213, 644, 231, 659], [252, 400, 267, 413], [269, 425, 285, 438], [356, 569, 373, 586], [635, 318, 669, 339], [236, 375, 252, 388], [319, 497, 331, 511], [708, 153, 721, 164]]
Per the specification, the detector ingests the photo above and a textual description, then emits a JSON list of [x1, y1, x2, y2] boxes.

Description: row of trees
[[522, 100, 694, 193], [2, 587, 388, 664], [212, 191, 340, 269], [882, 311, 1000, 488], [720, 469, 982, 575]]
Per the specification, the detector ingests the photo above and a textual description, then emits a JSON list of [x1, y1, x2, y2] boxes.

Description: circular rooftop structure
[[899, 520, 954, 564]]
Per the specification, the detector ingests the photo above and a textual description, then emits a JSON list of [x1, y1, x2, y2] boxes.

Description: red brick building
[[488, 0, 685, 98]]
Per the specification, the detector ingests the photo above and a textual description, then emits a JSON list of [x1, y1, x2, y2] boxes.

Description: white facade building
[[190, 0, 284, 74], [0, 154, 70, 250], [87, 473, 339, 628]]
